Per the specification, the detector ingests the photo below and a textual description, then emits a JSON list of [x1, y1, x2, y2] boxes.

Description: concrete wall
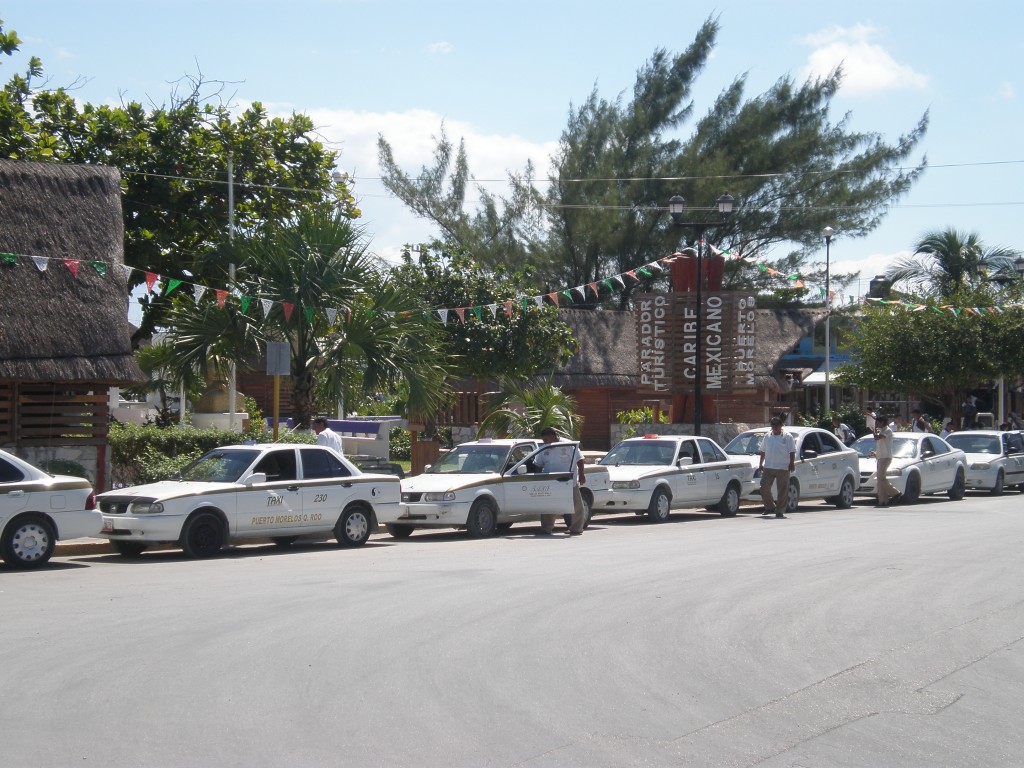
[[20, 444, 101, 487]]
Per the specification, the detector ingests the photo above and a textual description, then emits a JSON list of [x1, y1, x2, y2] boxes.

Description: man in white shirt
[[872, 414, 900, 507], [758, 416, 796, 519], [532, 427, 587, 535], [312, 417, 344, 456]]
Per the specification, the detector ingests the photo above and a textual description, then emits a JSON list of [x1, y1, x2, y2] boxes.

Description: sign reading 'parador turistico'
[[636, 292, 757, 394]]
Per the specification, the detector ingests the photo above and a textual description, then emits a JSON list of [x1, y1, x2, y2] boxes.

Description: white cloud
[[427, 42, 454, 55], [998, 81, 1015, 100], [800, 25, 927, 96]]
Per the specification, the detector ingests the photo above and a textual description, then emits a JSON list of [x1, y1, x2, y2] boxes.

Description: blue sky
[[5, 0, 1024, 300]]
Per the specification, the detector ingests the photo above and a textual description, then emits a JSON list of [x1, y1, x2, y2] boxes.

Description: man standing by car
[[873, 412, 900, 507], [533, 427, 587, 535], [312, 417, 344, 456], [758, 416, 796, 519]]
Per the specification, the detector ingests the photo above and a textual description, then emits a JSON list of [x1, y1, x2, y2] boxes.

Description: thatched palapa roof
[[0, 159, 144, 384], [551, 307, 827, 391]]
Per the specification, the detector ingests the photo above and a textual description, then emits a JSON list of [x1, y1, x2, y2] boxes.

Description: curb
[[55, 538, 113, 557]]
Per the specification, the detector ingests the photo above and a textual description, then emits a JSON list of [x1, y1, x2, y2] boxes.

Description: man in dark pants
[[533, 427, 587, 535], [758, 416, 796, 519]]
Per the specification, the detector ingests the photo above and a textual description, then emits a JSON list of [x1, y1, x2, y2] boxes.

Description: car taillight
[[85, 491, 96, 510]]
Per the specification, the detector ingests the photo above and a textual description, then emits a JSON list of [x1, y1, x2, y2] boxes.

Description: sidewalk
[[55, 537, 113, 557]]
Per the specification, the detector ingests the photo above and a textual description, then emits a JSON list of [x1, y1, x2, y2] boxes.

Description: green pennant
[[602, 278, 613, 291], [90, 260, 107, 277], [240, 296, 252, 315], [758, 264, 768, 272], [0, 253, 16, 265], [931, 306, 944, 314], [520, 298, 530, 311], [166, 278, 183, 295], [561, 290, 574, 303], [471, 306, 482, 321], [638, 267, 650, 277], [305, 307, 315, 324], [950, 308, 961, 317]]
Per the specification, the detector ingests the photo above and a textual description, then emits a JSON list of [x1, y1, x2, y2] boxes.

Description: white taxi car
[[937, 430, 1023, 495], [594, 434, 756, 520], [96, 444, 401, 557], [0, 448, 99, 569], [394, 439, 610, 538], [723, 426, 860, 513], [850, 432, 967, 503]]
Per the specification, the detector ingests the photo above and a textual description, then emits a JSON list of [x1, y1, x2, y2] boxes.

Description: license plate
[[101, 517, 114, 533]]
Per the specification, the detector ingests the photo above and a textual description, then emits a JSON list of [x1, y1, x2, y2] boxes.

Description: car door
[[1003, 432, 1024, 486], [695, 438, 730, 504], [920, 436, 955, 491], [796, 432, 825, 496], [504, 443, 574, 517], [813, 431, 845, 494], [240, 447, 303, 535], [298, 447, 357, 531], [0, 456, 29, 525], [669, 439, 706, 507]]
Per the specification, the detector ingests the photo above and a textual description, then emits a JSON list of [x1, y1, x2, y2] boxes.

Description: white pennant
[[487, 303, 498, 318], [32, 256, 48, 272], [437, 309, 449, 324], [261, 298, 273, 316], [325, 307, 337, 325], [533, 296, 543, 309], [193, 284, 206, 304], [121, 264, 133, 281]]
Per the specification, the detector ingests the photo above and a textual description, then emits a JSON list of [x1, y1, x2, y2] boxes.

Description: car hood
[[602, 465, 676, 482], [98, 480, 243, 501], [402, 473, 498, 494], [726, 454, 760, 469]]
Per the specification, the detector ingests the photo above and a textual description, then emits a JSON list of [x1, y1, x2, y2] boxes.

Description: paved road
[[4, 493, 1024, 767]]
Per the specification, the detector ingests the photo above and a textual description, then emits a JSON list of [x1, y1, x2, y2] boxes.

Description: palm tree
[[477, 376, 581, 439], [885, 228, 1021, 299], [166, 209, 451, 429]]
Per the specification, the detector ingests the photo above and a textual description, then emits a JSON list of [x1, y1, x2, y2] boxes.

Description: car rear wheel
[[834, 476, 855, 509], [564, 490, 594, 529], [902, 472, 921, 505], [386, 523, 414, 539], [991, 470, 1004, 496], [647, 488, 671, 523], [2, 515, 55, 569], [336, 505, 372, 547], [111, 540, 147, 557], [466, 498, 498, 538], [716, 483, 740, 516], [179, 512, 224, 558], [948, 468, 966, 500], [786, 479, 800, 513]]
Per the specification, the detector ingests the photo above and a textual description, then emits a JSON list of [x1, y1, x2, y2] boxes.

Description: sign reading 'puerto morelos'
[[636, 292, 757, 394]]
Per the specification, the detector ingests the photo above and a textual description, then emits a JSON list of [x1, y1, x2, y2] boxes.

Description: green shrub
[[43, 459, 90, 481], [389, 427, 411, 460]]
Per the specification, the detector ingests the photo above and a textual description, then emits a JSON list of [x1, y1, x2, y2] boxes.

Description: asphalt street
[[4, 493, 1024, 767]]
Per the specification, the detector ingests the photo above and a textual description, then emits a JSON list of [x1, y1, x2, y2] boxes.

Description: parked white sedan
[[594, 434, 756, 520], [96, 444, 401, 557], [395, 439, 610, 537], [944, 430, 1024, 494], [850, 432, 967, 504], [723, 426, 860, 513], [0, 448, 99, 569]]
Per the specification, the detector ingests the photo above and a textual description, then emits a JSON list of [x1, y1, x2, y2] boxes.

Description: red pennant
[[62, 259, 80, 277], [503, 301, 513, 318], [282, 302, 295, 321], [547, 292, 559, 306], [589, 282, 600, 298], [455, 307, 466, 324], [215, 289, 228, 308], [145, 272, 158, 293]]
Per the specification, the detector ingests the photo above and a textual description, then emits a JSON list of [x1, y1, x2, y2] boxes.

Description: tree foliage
[[389, 243, 578, 380], [378, 16, 926, 309], [0, 18, 353, 340], [477, 376, 581, 439]]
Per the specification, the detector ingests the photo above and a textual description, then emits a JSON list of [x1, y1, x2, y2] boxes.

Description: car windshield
[[429, 445, 509, 474], [850, 436, 918, 459], [723, 432, 766, 456], [179, 449, 260, 482], [600, 441, 676, 466], [946, 434, 1001, 454]]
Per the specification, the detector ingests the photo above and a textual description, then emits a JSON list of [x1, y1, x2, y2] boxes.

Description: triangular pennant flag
[[561, 290, 574, 303], [455, 307, 466, 324], [612, 275, 625, 289], [62, 259, 80, 277], [215, 289, 228, 308], [471, 306, 482, 321], [281, 302, 295, 321], [521, 298, 531, 311], [90, 260, 106, 277], [637, 267, 651, 277], [533, 296, 544, 309], [261, 298, 273, 316], [165, 278, 182, 295], [32, 256, 48, 272], [326, 307, 338, 325], [240, 296, 252, 315], [589, 282, 600, 299], [438, 308, 449, 324], [145, 272, 158, 292], [793, 280, 805, 289], [121, 264, 133, 281], [0, 253, 16, 265], [487, 303, 498, 319], [193, 284, 207, 304], [305, 307, 315, 324], [602, 279, 613, 292], [504, 301, 513, 317], [625, 270, 638, 281], [547, 292, 559, 306]]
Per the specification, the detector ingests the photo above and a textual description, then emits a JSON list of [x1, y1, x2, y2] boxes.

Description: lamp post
[[668, 192, 735, 435], [823, 226, 834, 415]]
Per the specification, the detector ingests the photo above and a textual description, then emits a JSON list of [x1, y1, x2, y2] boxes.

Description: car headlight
[[887, 467, 904, 477], [970, 462, 991, 470], [423, 491, 456, 502], [612, 480, 641, 490], [128, 499, 164, 515]]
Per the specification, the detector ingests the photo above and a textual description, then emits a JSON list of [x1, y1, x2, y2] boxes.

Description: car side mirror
[[515, 465, 528, 475], [921, 449, 935, 458], [424, 464, 432, 472], [244, 472, 267, 485], [801, 449, 817, 460], [677, 457, 694, 467]]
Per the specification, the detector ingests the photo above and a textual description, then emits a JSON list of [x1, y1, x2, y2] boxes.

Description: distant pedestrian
[[312, 417, 344, 456], [832, 415, 855, 446], [911, 409, 932, 433], [871, 414, 900, 507], [864, 406, 877, 433], [962, 396, 978, 429], [758, 416, 796, 519], [939, 421, 954, 440]]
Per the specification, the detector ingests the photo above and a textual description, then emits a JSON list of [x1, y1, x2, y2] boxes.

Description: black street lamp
[[823, 226, 834, 413], [668, 192, 735, 435]]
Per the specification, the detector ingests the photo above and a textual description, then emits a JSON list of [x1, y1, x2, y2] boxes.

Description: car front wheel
[[786, 479, 800, 513], [948, 468, 966, 501], [647, 488, 671, 523], [466, 498, 498, 538], [717, 484, 740, 516], [179, 511, 224, 558], [991, 470, 1004, 496], [2, 515, 55, 569]]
